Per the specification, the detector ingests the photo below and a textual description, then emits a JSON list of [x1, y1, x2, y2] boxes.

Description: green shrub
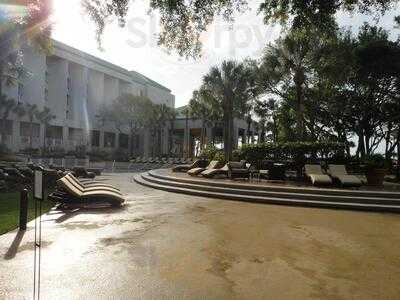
[[199, 144, 219, 160], [88, 150, 110, 162], [112, 148, 130, 162], [364, 154, 392, 170], [213, 151, 225, 163], [238, 141, 347, 165], [0, 144, 11, 155], [20, 147, 40, 156], [41, 147, 65, 158]]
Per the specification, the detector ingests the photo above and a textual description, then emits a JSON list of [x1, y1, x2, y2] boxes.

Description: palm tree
[[149, 104, 174, 156], [0, 95, 16, 144], [254, 100, 269, 143], [202, 60, 253, 160], [259, 28, 320, 140], [36, 106, 55, 151], [24, 103, 39, 148], [168, 109, 177, 154]]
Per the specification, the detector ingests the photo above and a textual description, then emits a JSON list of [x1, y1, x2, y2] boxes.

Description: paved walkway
[[1, 173, 400, 299]]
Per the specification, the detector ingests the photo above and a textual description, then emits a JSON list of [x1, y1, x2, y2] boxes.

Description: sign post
[[33, 169, 44, 300]]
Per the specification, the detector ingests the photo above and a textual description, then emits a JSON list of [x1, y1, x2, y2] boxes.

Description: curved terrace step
[[134, 170, 400, 213], [149, 170, 400, 199], [141, 172, 400, 206]]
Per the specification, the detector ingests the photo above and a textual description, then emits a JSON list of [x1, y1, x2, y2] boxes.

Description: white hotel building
[[1, 39, 175, 156]]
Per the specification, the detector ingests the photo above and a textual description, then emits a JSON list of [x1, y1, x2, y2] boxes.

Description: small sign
[[34, 170, 43, 200]]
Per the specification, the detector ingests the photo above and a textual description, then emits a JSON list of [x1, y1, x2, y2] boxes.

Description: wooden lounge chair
[[304, 164, 332, 186], [53, 175, 125, 207], [187, 160, 222, 176], [172, 159, 208, 173], [201, 163, 229, 178], [327, 165, 362, 187], [227, 161, 250, 179]]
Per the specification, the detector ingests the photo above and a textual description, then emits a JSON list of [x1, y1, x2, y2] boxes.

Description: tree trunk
[[29, 119, 33, 148], [246, 122, 251, 144], [295, 77, 305, 140], [223, 101, 233, 161], [43, 124, 47, 153], [185, 114, 189, 158], [129, 122, 134, 157], [357, 129, 366, 158], [397, 137, 400, 181]]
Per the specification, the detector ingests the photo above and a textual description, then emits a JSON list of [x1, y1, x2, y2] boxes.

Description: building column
[[115, 132, 119, 150], [206, 126, 213, 145], [99, 131, 105, 150], [39, 124, 45, 151], [183, 127, 189, 158], [11, 120, 20, 152], [62, 126, 69, 150], [242, 129, 247, 146], [143, 130, 151, 157]]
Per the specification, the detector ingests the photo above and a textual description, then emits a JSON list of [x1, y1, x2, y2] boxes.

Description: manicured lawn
[[0, 192, 54, 235]]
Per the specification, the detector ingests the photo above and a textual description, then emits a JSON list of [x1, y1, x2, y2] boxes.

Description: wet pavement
[[1, 172, 400, 299]]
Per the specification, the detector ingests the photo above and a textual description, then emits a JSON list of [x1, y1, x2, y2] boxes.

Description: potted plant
[[364, 154, 391, 186]]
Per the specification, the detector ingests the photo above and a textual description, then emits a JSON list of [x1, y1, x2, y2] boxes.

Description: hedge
[[238, 142, 347, 165]]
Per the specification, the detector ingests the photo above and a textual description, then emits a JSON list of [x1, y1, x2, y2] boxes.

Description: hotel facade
[[1, 39, 259, 159], [1, 39, 175, 156]]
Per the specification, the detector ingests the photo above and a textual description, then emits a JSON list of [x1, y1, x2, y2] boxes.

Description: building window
[[104, 132, 116, 148], [18, 83, 24, 103], [119, 133, 129, 149], [91, 130, 100, 147], [66, 94, 71, 119], [45, 125, 63, 146], [20, 122, 40, 137], [0, 120, 13, 135]]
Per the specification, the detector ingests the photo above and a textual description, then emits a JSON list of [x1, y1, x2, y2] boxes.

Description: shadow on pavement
[[3, 230, 26, 260], [54, 205, 126, 224]]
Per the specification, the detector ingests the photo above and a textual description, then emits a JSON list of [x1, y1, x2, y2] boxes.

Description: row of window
[[0, 120, 134, 149]]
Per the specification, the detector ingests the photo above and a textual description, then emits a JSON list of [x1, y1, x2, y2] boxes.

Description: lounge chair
[[52, 175, 125, 207], [304, 164, 332, 186], [327, 164, 362, 187], [65, 173, 121, 191], [72, 166, 96, 179], [172, 159, 208, 173], [201, 163, 229, 178], [227, 161, 250, 179], [188, 160, 222, 176]]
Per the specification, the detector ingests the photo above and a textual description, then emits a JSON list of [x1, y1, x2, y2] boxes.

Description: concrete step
[[142, 173, 400, 206], [150, 170, 400, 199], [135, 173, 400, 213]]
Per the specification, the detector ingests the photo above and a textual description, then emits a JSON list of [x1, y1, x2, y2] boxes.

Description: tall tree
[[148, 103, 175, 156], [0, 95, 16, 144], [99, 94, 154, 156], [24, 103, 39, 148], [259, 28, 325, 140], [202, 60, 255, 160], [36, 106, 55, 151]]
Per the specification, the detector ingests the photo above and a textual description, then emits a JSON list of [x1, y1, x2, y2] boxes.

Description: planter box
[[366, 168, 387, 186]]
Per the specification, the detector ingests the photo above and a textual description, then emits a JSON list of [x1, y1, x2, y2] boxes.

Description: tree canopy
[[82, 0, 398, 57]]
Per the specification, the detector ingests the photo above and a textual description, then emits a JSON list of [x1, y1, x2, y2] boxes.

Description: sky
[[51, 0, 400, 108]]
